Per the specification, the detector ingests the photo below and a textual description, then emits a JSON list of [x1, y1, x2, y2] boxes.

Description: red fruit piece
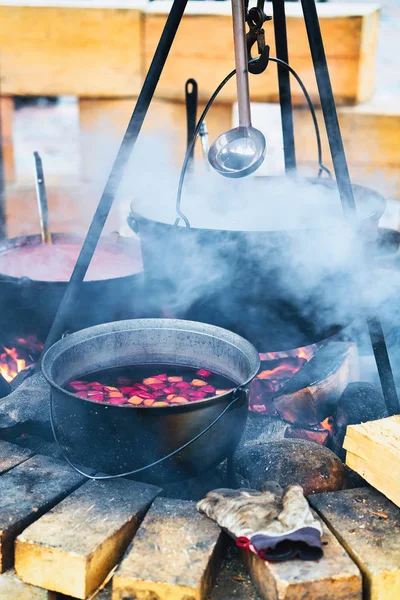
[[153, 391, 164, 398], [69, 381, 87, 391], [167, 376, 183, 383], [75, 391, 88, 398], [163, 387, 175, 394], [175, 381, 191, 389], [135, 392, 155, 400], [88, 393, 104, 402], [202, 385, 215, 394], [196, 369, 211, 378], [87, 382, 103, 390], [191, 379, 207, 387], [147, 383, 165, 390], [107, 397, 127, 405], [154, 374, 167, 382], [119, 386, 137, 394], [189, 391, 207, 399]]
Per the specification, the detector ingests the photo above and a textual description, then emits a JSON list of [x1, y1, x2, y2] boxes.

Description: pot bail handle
[[49, 387, 249, 481]]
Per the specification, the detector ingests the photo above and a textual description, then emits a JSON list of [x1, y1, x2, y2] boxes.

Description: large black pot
[[42, 319, 260, 485], [0, 233, 144, 341], [129, 177, 385, 351]]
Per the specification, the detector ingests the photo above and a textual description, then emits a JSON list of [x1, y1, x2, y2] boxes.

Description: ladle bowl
[[208, 126, 266, 178]]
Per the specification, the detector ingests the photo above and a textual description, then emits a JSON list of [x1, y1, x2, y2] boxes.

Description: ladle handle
[[232, 0, 252, 127], [33, 152, 51, 245]]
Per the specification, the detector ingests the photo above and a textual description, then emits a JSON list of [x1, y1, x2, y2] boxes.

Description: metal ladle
[[208, 0, 266, 178]]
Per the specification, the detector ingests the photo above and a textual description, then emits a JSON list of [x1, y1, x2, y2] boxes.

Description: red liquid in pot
[[0, 239, 142, 281], [66, 365, 235, 407]]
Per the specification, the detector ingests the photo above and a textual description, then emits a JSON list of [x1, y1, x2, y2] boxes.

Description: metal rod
[[368, 317, 399, 415], [0, 99, 6, 240], [300, 0, 399, 415], [33, 152, 52, 244], [271, 0, 296, 171], [40, 0, 189, 360], [232, 0, 252, 127], [300, 0, 356, 219]]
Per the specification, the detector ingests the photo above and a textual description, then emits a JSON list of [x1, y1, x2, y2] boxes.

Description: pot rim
[[129, 176, 386, 234], [42, 318, 261, 411], [0, 232, 143, 285]]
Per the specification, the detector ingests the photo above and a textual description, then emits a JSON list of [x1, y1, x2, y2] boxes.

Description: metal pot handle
[[49, 387, 249, 481]]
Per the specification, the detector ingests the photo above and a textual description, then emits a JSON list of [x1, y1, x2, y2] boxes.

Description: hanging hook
[[245, 0, 272, 75]]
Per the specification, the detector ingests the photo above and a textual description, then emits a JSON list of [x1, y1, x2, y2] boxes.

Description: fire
[[320, 417, 334, 435], [250, 343, 319, 414], [0, 336, 43, 383]]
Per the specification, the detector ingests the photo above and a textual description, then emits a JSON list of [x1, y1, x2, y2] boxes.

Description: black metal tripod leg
[[300, 0, 399, 416], [41, 0, 189, 358], [300, 0, 356, 217], [271, 0, 296, 172], [368, 317, 399, 415]]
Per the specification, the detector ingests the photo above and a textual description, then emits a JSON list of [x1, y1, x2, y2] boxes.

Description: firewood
[[0, 569, 56, 600], [15, 479, 161, 599], [236, 440, 345, 495], [332, 383, 388, 460], [0, 454, 85, 572], [0, 439, 33, 475], [343, 415, 400, 507], [274, 342, 358, 426], [112, 497, 224, 600], [310, 488, 400, 600], [241, 515, 362, 600]]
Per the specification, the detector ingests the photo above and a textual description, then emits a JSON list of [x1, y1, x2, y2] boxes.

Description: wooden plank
[[0, 97, 15, 182], [0, 4, 144, 96], [15, 478, 161, 599], [343, 416, 400, 507], [112, 497, 224, 600], [0, 440, 33, 475], [144, 2, 379, 105], [0, 569, 56, 600], [310, 488, 400, 600], [241, 515, 362, 600], [0, 454, 85, 572]]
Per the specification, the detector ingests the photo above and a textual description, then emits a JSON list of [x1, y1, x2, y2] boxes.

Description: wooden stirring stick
[[33, 151, 51, 244]]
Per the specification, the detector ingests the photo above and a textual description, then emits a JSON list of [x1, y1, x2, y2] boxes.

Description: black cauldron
[[42, 319, 260, 485], [129, 177, 385, 351]]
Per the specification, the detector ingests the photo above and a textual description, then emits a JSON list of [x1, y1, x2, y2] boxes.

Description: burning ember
[[250, 344, 338, 447], [0, 336, 43, 382], [66, 366, 234, 407], [250, 345, 318, 414]]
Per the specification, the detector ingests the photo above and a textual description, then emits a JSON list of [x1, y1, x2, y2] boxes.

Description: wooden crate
[[144, 1, 380, 106], [0, 1, 145, 97]]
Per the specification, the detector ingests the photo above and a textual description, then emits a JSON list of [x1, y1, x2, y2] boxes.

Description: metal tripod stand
[[42, 0, 399, 417]]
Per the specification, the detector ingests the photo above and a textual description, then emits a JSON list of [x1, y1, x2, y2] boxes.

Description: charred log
[[274, 342, 358, 426]]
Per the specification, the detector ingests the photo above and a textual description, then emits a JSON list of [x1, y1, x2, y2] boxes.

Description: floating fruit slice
[[143, 399, 155, 406], [175, 381, 191, 389], [215, 389, 230, 395], [69, 381, 87, 391], [191, 379, 207, 387], [202, 385, 215, 394], [153, 401, 169, 407], [128, 395, 144, 405], [196, 369, 211, 378], [167, 376, 183, 383], [170, 396, 189, 404], [143, 377, 161, 385]]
